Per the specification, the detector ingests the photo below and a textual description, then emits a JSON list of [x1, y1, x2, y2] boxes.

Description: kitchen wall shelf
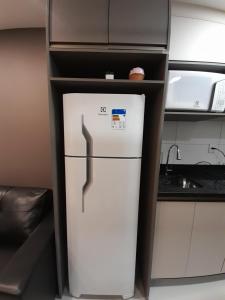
[[50, 45, 169, 52], [49, 48, 167, 80], [49, 46, 168, 53], [169, 60, 225, 74], [164, 111, 225, 122], [50, 77, 164, 94]]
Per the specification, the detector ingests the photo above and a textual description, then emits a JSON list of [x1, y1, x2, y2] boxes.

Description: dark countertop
[[158, 165, 225, 200]]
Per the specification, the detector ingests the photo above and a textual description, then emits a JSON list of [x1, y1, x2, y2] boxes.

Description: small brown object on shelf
[[129, 67, 145, 80]]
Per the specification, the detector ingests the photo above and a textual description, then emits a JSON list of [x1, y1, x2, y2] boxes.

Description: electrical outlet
[[208, 144, 216, 153]]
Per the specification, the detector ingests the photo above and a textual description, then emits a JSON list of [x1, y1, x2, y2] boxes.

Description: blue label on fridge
[[112, 109, 126, 130]]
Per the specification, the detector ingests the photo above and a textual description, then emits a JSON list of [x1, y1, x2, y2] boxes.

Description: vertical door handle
[[81, 115, 93, 212]]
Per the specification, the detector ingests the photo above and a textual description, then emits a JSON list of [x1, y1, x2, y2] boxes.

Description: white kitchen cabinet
[[186, 202, 225, 277], [151, 201, 195, 278], [170, 16, 225, 63]]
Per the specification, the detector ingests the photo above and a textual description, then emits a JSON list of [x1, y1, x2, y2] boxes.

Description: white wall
[[170, 1, 225, 63], [161, 121, 225, 165], [0, 29, 52, 188]]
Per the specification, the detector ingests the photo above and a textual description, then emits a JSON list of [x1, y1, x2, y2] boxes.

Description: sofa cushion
[[0, 245, 18, 272], [0, 186, 51, 244]]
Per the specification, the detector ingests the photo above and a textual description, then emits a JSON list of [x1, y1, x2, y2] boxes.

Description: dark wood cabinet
[[50, 0, 109, 44], [47, 0, 170, 297], [50, 0, 169, 47], [109, 0, 169, 46]]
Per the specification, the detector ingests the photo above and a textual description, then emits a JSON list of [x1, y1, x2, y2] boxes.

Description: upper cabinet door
[[170, 16, 225, 63], [109, 0, 169, 46], [50, 0, 109, 44]]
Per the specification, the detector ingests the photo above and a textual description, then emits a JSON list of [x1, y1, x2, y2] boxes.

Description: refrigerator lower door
[[65, 156, 141, 299]]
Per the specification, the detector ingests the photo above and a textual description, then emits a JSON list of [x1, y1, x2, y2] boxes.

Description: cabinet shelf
[[164, 111, 225, 121], [169, 60, 225, 74], [49, 46, 168, 54], [50, 77, 164, 94], [49, 49, 167, 80]]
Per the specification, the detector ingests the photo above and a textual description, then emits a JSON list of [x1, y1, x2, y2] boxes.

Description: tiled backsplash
[[161, 121, 225, 165]]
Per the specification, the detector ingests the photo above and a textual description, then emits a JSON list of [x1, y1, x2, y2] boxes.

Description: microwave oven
[[165, 70, 225, 112]]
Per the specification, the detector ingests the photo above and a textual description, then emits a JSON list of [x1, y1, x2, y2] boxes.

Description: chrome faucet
[[211, 147, 225, 161], [165, 144, 182, 175]]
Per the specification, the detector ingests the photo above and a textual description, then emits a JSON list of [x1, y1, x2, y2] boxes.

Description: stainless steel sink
[[160, 175, 202, 190], [180, 177, 201, 189]]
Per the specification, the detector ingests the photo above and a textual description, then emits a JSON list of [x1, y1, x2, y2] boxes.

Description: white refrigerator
[[63, 93, 145, 299]]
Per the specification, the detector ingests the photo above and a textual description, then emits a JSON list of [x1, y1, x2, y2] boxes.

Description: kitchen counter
[[158, 165, 225, 199]]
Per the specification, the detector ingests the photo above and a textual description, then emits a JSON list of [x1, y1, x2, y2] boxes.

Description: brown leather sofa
[[0, 186, 57, 300]]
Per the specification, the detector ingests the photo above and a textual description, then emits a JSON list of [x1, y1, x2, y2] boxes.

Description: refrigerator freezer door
[[65, 156, 141, 298], [63, 93, 145, 157], [166, 71, 225, 111]]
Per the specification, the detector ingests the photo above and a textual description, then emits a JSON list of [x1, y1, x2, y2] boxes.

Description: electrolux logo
[[98, 106, 108, 116], [194, 100, 200, 107], [100, 107, 106, 113]]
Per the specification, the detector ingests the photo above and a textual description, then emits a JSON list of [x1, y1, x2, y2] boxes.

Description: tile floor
[[57, 283, 145, 300], [57, 279, 225, 300], [149, 280, 225, 300]]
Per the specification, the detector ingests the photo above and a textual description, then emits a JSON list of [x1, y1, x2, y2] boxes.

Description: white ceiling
[[0, 0, 224, 30], [0, 0, 46, 30]]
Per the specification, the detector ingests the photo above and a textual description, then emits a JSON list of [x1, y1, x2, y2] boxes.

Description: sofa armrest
[[0, 214, 54, 296]]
